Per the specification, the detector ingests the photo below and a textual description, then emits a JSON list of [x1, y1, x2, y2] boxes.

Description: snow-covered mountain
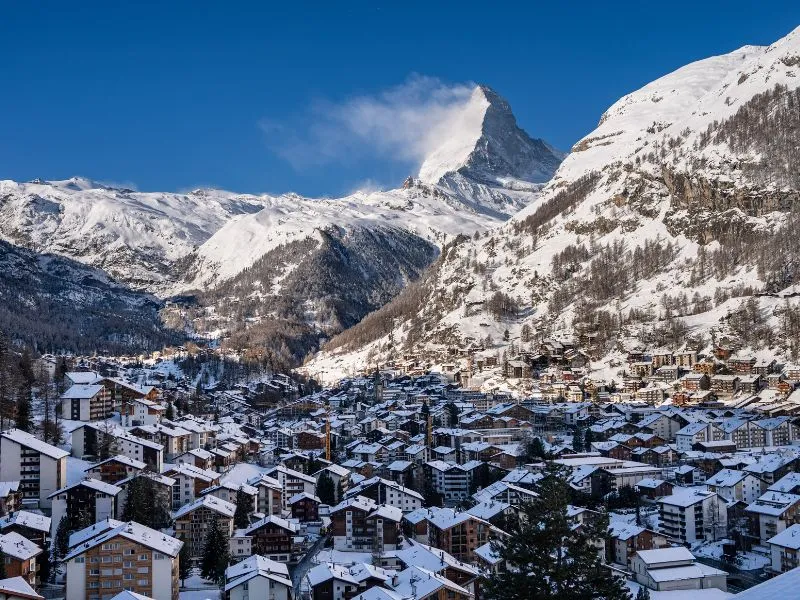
[[170, 86, 562, 366], [1, 87, 561, 358], [308, 26, 800, 384], [178, 85, 561, 292], [0, 177, 271, 293]]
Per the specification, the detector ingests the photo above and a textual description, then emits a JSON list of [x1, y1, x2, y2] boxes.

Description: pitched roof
[[172, 495, 236, 520], [1, 429, 68, 459], [64, 521, 182, 561]]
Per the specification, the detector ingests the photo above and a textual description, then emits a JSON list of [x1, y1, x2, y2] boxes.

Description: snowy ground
[[626, 580, 733, 600], [692, 540, 770, 571]]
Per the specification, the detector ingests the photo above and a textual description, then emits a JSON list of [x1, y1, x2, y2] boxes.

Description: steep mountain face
[[0, 178, 270, 293], [178, 86, 562, 293], [0, 239, 174, 354], [421, 86, 564, 186], [1, 87, 560, 360], [308, 26, 800, 384]]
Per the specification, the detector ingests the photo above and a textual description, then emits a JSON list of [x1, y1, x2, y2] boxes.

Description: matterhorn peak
[[417, 84, 563, 186]]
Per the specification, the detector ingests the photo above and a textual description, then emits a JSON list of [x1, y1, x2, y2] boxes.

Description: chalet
[[767, 523, 800, 573], [0, 533, 42, 589], [343, 477, 423, 513], [50, 479, 122, 532], [247, 474, 284, 517], [631, 547, 727, 592], [174, 448, 215, 472], [289, 492, 321, 522], [705, 469, 766, 505], [607, 522, 670, 568], [243, 515, 301, 563], [0, 511, 50, 550], [745, 491, 800, 544], [0, 482, 22, 516], [163, 463, 220, 509], [71, 423, 164, 471], [307, 562, 393, 600], [224, 555, 293, 600], [266, 466, 317, 509], [635, 479, 674, 501], [711, 375, 740, 395], [120, 397, 164, 427], [172, 495, 235, 559], [84, 455, 146, 484]]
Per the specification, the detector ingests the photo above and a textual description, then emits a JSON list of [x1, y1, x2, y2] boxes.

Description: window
[[139, 554, 148, 561], [75, 557, 85, 564], [124, 561, 133, 568]]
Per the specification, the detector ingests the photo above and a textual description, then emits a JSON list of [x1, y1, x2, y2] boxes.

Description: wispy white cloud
[[260, 74, 476, 171]]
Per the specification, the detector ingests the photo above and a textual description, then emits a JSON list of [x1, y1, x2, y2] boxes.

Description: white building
[[658, 487, 727, 544], [767, 523, 800, 573], [0, 429, 67, 509], [60, 384, 112, 421], [631, 547, 727, 592], [224, 555, 292, 600], [705, 469, 766, 504]]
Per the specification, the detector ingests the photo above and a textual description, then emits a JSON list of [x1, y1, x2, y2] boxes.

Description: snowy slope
[[0, 177, 271, 293], [307, 26, 800, 384], [177, 85, 561, 292]]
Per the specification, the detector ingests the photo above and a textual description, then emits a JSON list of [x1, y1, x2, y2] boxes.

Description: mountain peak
[[417, 85, 563, 186]]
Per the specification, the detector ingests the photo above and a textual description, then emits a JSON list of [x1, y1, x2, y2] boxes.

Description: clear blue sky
[[1, 1, 798, 196]]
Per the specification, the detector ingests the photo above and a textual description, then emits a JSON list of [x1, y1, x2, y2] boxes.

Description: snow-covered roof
[[48, 478, 123, 499], [746, 491, 800, 516], [659, 487, 716, 508], [0, 576, 42, 600], [635, 546, 694, 566], [61, 383, 104, 399], [64, 521, 182, 561], [705, 469, 748, 488], [0, 510, 51, 533], [0, 532, 42, 560], [172, 494, 236, 519], [1, 429, 68, 460], [767, 523, 800, 550], [87, 454, 147, 470], [244, 514, 299, 535]]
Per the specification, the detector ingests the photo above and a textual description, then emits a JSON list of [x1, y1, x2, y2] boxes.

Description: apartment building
[[63, 521, 182, 600], [0, 430, 67, 509], [172, 495, 235, 560], [60, 384, 113, 421], [658, 488, 727, 544]]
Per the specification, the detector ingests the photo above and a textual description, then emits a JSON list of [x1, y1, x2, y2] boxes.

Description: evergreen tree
[[584, 427, 595, 450], [233, 487, 252, 529], [306, 453, 321, 476], [484, 467, 631, 600], [524, 436, 547, 462], [336, 478, 345, 504], [0, 551, 5, 579], [422, 478, 443, 508], [572, 427, 584, 452], [53, 515, 72, 566], [635, 587, 651, 600], [316, 471, 336, 505], [178, 538, 191, 587], [200, 517, 229, 584], [15, 386, 32, 432], [165, 401, 175, 421], [122, 474, 170, 529]]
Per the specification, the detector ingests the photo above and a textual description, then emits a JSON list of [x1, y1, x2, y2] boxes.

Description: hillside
[[308, 26, 800, 386], [0, 239, 175, 354]]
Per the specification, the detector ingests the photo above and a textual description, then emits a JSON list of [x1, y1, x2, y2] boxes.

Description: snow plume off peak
[[261, 75, 485, 177]]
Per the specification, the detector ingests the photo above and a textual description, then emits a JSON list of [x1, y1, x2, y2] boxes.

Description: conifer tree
[[316, 471, 336, 505], [573, 427, 584, 452], [585, 427, 595, 450], [178, 538, 191, 587], [165, 401, 175, 421], [200, 517, 229, 584], [635, 587, 651, 600], [0, 551, 5, 579], [484, 467, 631, 600], [233, 487, 252, 529], [53, 515, 71, 567]]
